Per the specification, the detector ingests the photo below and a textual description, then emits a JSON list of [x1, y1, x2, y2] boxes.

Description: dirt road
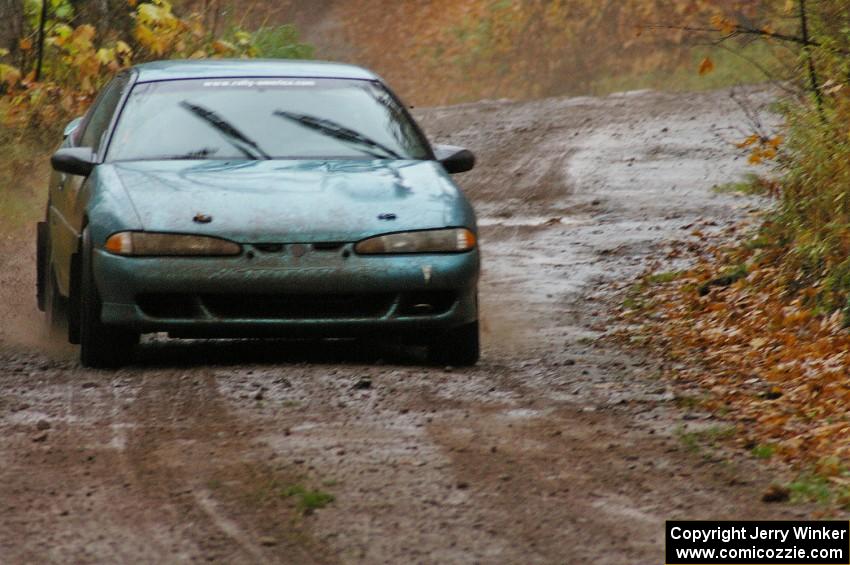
[[0, 86, 808, 564]]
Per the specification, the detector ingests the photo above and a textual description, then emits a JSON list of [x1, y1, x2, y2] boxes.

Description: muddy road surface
[[0, 87, 807, 564]]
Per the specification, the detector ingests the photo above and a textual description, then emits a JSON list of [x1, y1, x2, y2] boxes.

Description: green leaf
[[52, 23, 73, 39], [54, 4, 73, 20]]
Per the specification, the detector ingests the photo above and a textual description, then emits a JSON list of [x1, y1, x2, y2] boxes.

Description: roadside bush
[[252, 25, 314, 60], [751, 43, 850, 313], [623, 0, 850, 480], [661, 0, 850, 317]]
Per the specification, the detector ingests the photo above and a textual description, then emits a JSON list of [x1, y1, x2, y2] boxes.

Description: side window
[[79, 75, 128, 155]]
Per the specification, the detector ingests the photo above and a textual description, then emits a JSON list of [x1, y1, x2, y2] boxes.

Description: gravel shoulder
[[0, 86, 809, 564]]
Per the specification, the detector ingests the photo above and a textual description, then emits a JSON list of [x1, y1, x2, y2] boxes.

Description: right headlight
[[354, 228, 476, 255], [104, 231, 242, 256]]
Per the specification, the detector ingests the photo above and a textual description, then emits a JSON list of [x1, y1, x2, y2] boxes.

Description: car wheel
[[79, 227, 138, 368], [36, 221, 48, 312], [427, 321, 480, 366]]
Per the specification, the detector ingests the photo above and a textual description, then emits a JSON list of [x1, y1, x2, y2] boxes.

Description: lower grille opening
[[137, 291, 454, 321], [137, 294, 198, 318], [202, 293, 394, 319], [397, 291, 457, 316]]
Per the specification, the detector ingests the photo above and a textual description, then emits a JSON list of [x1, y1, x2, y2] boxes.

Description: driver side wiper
[[180, 101, 271, 160], [273, 110, 402, 160]]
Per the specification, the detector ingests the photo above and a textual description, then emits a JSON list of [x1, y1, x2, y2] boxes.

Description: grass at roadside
[[589, 42, 785, 96], [712, 174, 777, 197], [788, 471, 850, 508]]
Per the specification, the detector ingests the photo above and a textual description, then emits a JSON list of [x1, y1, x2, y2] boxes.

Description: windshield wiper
[[273, 110, 402, 160], [180, 101, 271, 160], [127, 148, 220, 161], [179, 147, 219, 159]]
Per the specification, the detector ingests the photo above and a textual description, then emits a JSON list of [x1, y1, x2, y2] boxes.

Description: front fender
[[56, 165, 144, 300], [82, 164, 145, 249]]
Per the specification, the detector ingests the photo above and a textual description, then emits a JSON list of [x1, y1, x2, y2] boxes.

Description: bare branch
[[645, 23, 850, 56]]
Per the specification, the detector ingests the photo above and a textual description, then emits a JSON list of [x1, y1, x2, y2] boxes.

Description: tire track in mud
[[0, 357, 335, 563], [118, 369, 336, 563]]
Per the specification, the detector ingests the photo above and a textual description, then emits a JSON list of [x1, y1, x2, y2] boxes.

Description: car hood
[[109, 159, 474, 243]]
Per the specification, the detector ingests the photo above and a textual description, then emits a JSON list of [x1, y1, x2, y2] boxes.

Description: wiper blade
[[139, 148, 220, 160], [273, 110, 402, 160], [180, 101, 271, 160], [179, 147, 219, 159]]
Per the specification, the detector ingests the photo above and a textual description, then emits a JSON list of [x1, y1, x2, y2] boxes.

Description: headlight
[[354, 228, 476, 254], [104, 232, 242, 256]]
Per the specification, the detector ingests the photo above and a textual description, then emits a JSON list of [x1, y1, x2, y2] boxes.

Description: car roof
[[132, 59, 380, 83]]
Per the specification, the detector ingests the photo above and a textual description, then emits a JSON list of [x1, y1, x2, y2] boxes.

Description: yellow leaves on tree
[[134, 0, 188, 56], [66, 25, 100, 94], [1, 0, 260, 132], [0, 65, 22, 87], [133, 0, 253, 59]]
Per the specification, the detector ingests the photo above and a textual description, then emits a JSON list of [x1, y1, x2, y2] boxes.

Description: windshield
[[106, 78, 431, 161]]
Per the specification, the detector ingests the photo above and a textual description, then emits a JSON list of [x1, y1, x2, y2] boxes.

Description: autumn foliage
[[0, 0, 309, 136], [625, 236, 850, 493], [325, 0, 768, 104], [625, 0, 850, 495]]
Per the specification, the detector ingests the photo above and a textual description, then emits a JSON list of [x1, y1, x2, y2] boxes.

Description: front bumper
[[93, 243, 479, 338]]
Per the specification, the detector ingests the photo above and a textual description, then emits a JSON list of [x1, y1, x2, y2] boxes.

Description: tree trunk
[[799, 0, 823, 111], [35, 0, 48, 81]]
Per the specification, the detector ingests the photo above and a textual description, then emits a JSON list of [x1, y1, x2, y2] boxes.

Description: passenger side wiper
[[273, 110, 402, 160], [180, 101, 271, 160], [126, 148, 220, 161]]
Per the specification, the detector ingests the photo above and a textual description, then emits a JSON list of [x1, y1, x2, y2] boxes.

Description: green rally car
[[37, 59, 480, 368]]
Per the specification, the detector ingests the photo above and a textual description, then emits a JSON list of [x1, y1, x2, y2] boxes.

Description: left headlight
[[104, 232, 242, 256], [354, 228, 476, 255]]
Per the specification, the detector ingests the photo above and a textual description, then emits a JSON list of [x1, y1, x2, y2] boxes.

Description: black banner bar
[[666, 521, 849, 564]]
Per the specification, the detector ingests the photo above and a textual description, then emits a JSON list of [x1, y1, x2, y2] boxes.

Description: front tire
[[79, 227, 138, 368], [427, 321, 480, 366]]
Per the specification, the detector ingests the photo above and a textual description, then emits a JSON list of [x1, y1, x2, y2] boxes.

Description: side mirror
[[51, 147, 95, 177], [434, 144, 475, 174], [63, 116, 84, 139]]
